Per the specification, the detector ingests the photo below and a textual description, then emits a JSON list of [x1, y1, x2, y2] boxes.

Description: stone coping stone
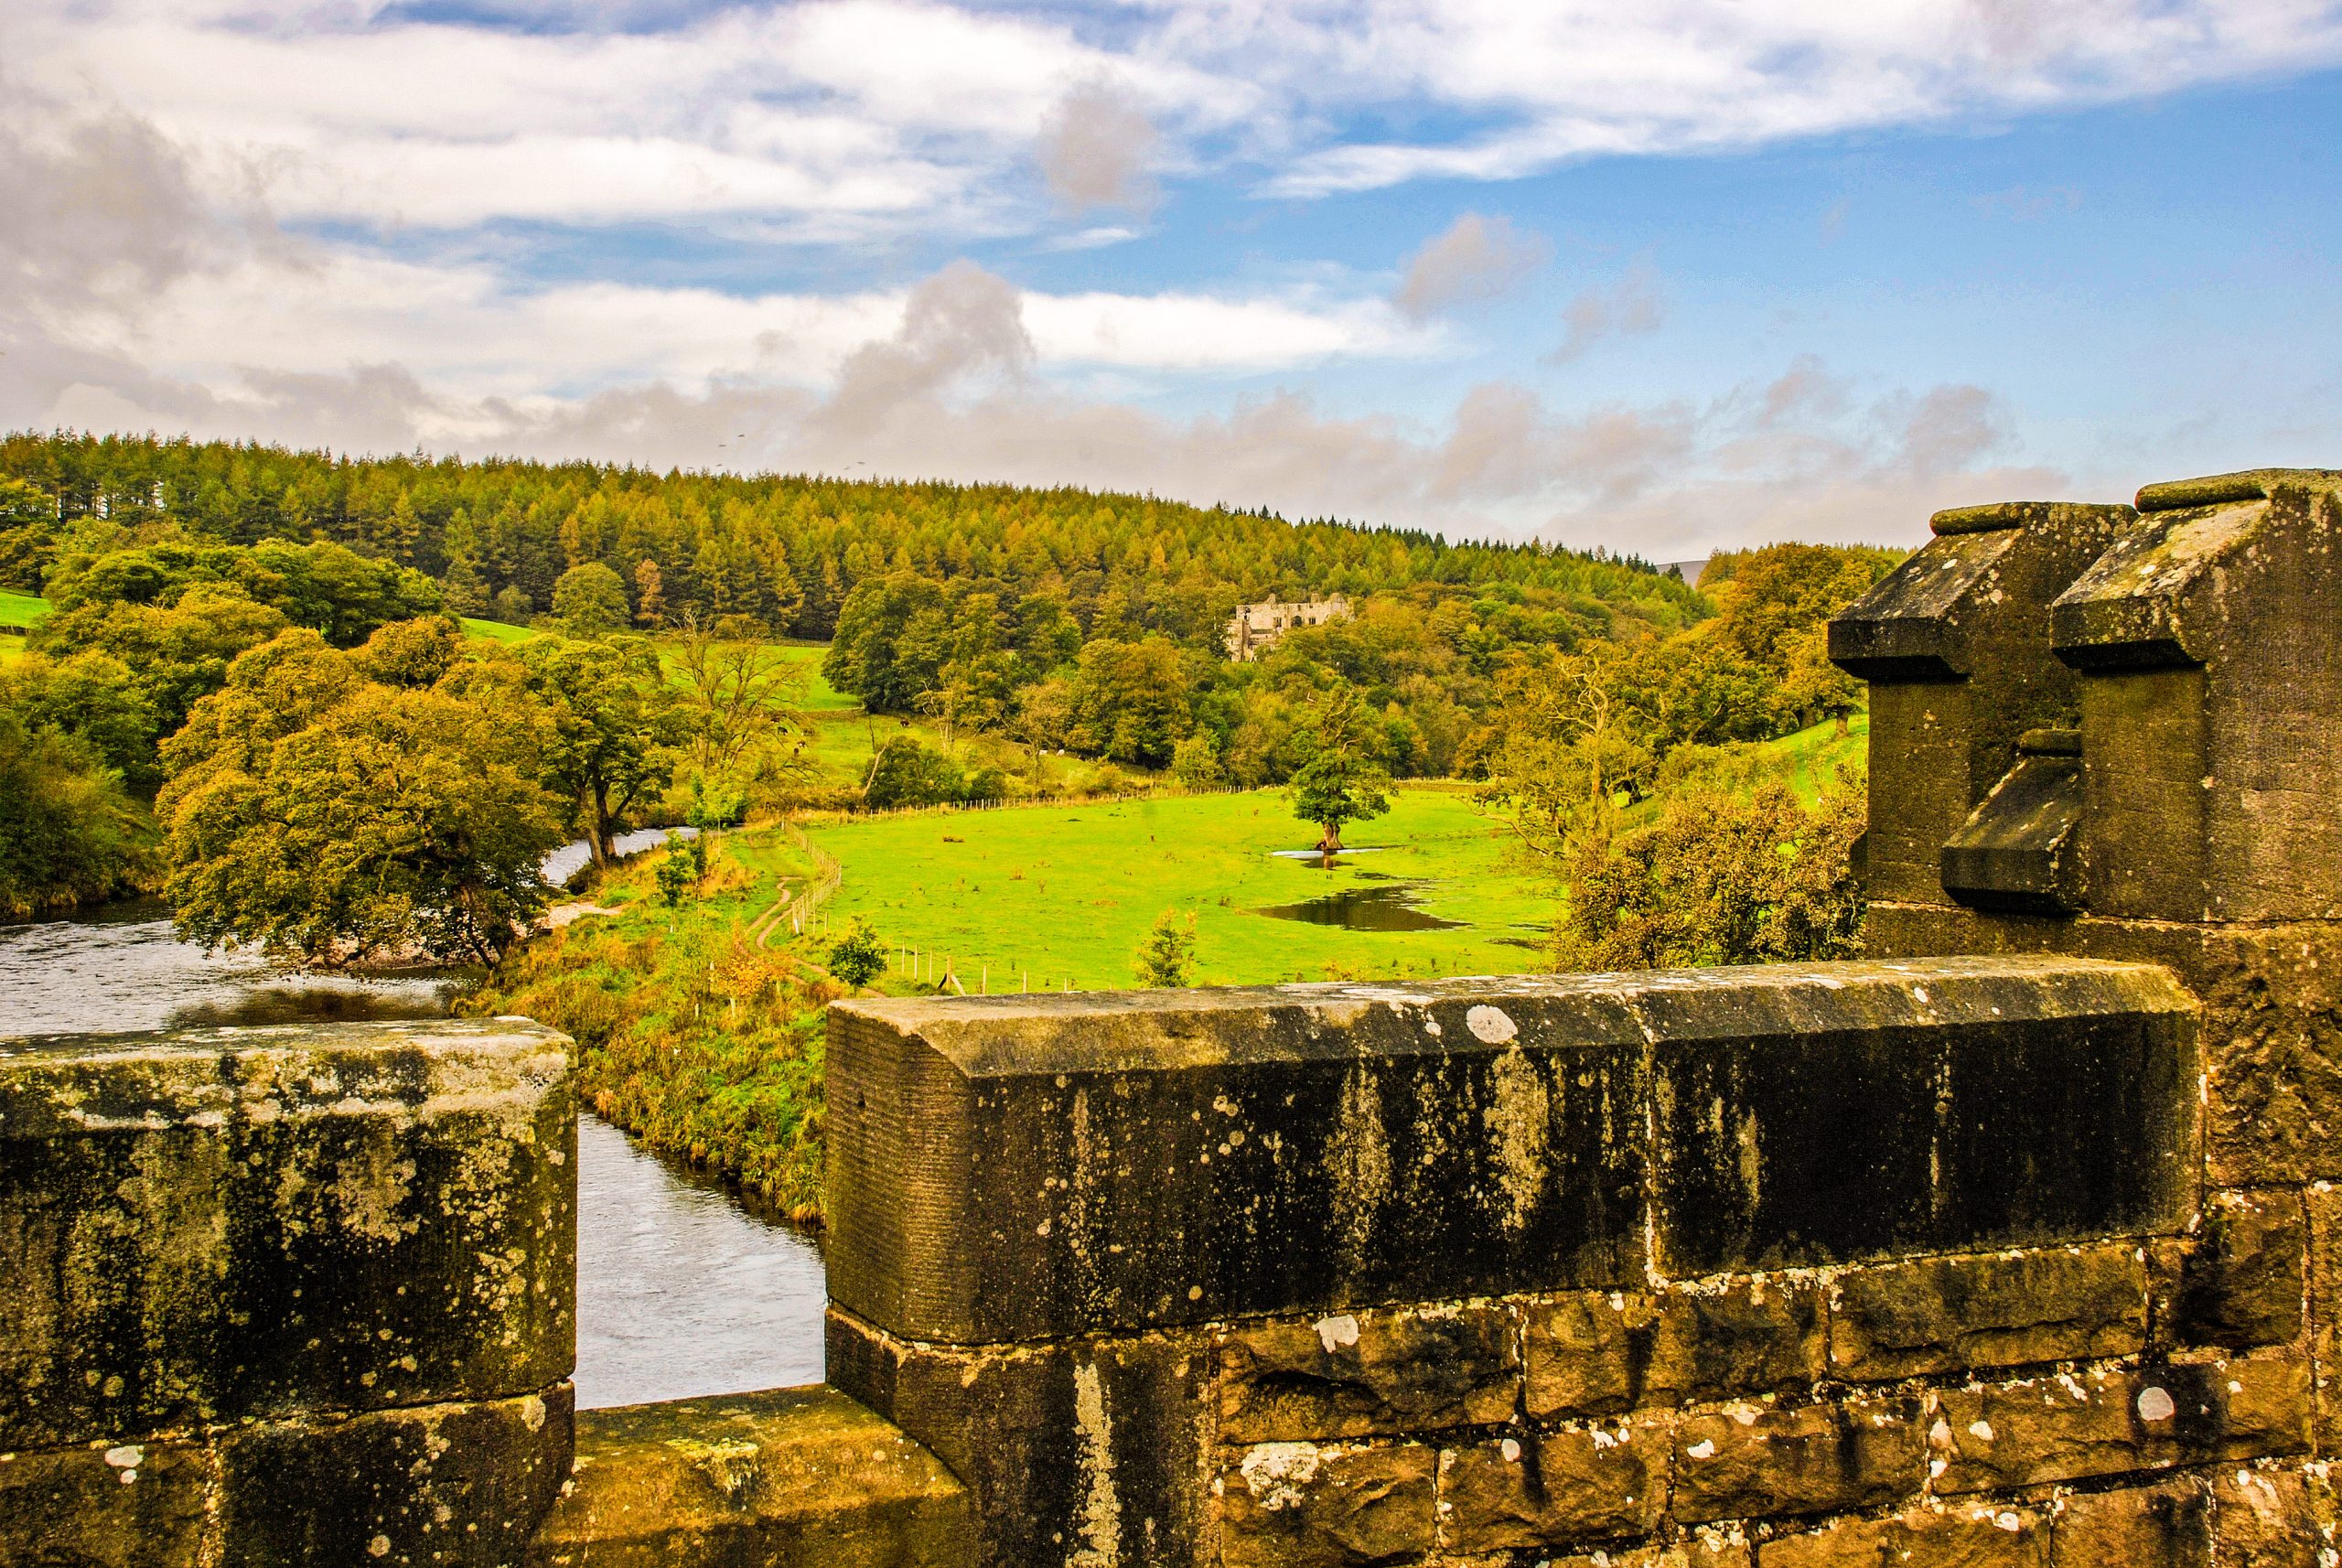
[[529, 1385, 970, 1568], [828, 958, 2197, 1345], [1829, 502, 2133, 684], [2135, 467, 2342, 512], [0, 1018, 575, 1446], [1928, 500, 2080, 535]]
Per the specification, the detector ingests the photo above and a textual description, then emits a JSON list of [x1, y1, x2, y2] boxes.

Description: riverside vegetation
[[1, 429, 1892, 1214]]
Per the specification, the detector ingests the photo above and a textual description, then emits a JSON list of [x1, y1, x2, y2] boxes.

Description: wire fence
[[773, 819, 843, 938]]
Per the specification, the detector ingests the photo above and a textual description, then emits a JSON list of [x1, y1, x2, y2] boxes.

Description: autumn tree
[[159, 626, 564, 966], [633, 558, 667, 628], [1554, 777, 1865, 972]]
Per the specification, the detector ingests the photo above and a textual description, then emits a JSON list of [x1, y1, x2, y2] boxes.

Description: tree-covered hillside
[[0, 432, 1702, 642]]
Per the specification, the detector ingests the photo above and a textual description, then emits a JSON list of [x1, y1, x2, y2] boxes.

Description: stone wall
[[823, 958, 2255, 1566], [0, 1019, 578, 1567]]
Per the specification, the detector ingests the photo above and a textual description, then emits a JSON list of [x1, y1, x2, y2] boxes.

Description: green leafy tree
[[1170, 730, 1224, 788], [519, 637, 685, 868], [655, 831, 700, 908], [827, 918, 887, 989], [864, 734, 964, 809], [1555, 777, 1866, 971], [552, 561, 631, 637], [0, 475, 57, 591], [159, 629, 564, 966], [1133, 908, 1197, 987], [0, 708, 156, 918], [1288, 693, 1391, 853]]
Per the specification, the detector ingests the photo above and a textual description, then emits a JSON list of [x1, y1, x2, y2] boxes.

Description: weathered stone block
[[2209, 1463, 2323, 1567], [1644, 959, 2197, 1273], [1436, 1424, 1664, 1552], [0, 1439, 215, 1567], [2047, 1477, 2209, 1568], [2052, 478, 2342, 924], [828, 1305, 1207, 1568], [1830, 1243, 2147, 1380], [1859, 908, 2337, 1190], [1523, 1283, 1825, 1417], [1940, 731, 2085, 917], [1930, 1359, 2311, 1494], [832, 961, 2194, 1344], [1650, 1283, 1827, 1405], [2178, 1191, 2306, 1351], [829, 980, 1650, 1344], [1830, 499, 2134, 906], [1219, 1441, 1435, 1568], [1670, 1396, 1922, 1524], [526, 1386, 970, 1568], [1219, 1304, 1518, 1443], [1548, 1541, 1750, 1568], [0, 1021, 575, 1448], [2310, 1184, 2342, 1453], [1524, 1293, 1658, 1420], [1761, 1503, 2051, 1567], [218, 1384, 575, 1568]]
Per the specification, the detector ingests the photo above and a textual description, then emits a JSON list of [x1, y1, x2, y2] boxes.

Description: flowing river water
[[0, 837, 827, 1410]]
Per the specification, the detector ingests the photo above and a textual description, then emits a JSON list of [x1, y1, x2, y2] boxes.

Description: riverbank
[[465, 828, 840, 1222]]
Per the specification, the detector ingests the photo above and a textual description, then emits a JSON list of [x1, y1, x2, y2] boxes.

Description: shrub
[[1133, 908, 1198, 987], [865, 735, 964, 809], [1554, 776, 1864, 971], [827, 918, 887, 989]]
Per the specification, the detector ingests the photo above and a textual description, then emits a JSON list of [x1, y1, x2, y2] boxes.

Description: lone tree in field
[[1289, 692, 1391, 854], [827, 918, 887, 990], [1133, 908, 1197, 987]]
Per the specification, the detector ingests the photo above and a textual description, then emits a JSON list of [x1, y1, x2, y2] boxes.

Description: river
[[0, 850, 828, 1410]]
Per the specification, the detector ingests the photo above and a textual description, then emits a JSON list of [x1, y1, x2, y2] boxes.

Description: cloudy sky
[[6, 0, 2342, 555]]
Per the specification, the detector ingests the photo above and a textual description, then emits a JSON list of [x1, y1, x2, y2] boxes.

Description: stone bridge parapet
[[10, 467, 2342, 1566]]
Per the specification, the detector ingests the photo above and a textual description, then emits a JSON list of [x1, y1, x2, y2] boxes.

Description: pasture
[[807, 788, 1558, 992]]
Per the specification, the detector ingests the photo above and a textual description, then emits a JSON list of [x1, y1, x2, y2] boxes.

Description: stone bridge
[[9, 468, 2342, 1565]]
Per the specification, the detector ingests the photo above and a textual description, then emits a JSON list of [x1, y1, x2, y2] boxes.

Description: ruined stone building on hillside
[[1224, 594, 1351, 660]]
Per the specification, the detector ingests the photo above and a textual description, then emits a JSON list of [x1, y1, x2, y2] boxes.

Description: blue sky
[[5, 0, 2341, 554]]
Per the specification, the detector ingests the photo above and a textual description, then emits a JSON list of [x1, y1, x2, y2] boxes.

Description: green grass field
[[0, 589, 47, 664], [459, 616, 537, 645], [809, 788, 1557, 992]]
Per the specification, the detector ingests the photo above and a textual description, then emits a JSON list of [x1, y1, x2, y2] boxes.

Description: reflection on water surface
[[1254, 882, 1465, 931], [575, 1114, 827, 1407]]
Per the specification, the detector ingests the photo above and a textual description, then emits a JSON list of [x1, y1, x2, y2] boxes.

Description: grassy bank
[[465, 829, 838, 1219]]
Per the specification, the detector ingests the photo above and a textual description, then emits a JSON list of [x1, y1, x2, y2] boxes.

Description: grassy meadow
[[809, 787, 1559, 991], [0, 589, 44, 666]]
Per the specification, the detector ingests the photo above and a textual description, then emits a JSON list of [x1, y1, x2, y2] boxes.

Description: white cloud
[[1545, 261, 1663, 365], [13, 0, 2337, 238], [1392, 213, 1549, 320], [9, 247, 2069, 558], [1037, 81, 1160, 214]]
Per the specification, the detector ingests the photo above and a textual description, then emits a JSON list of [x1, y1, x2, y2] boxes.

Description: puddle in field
[[1254, 882, 1464, 932]]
